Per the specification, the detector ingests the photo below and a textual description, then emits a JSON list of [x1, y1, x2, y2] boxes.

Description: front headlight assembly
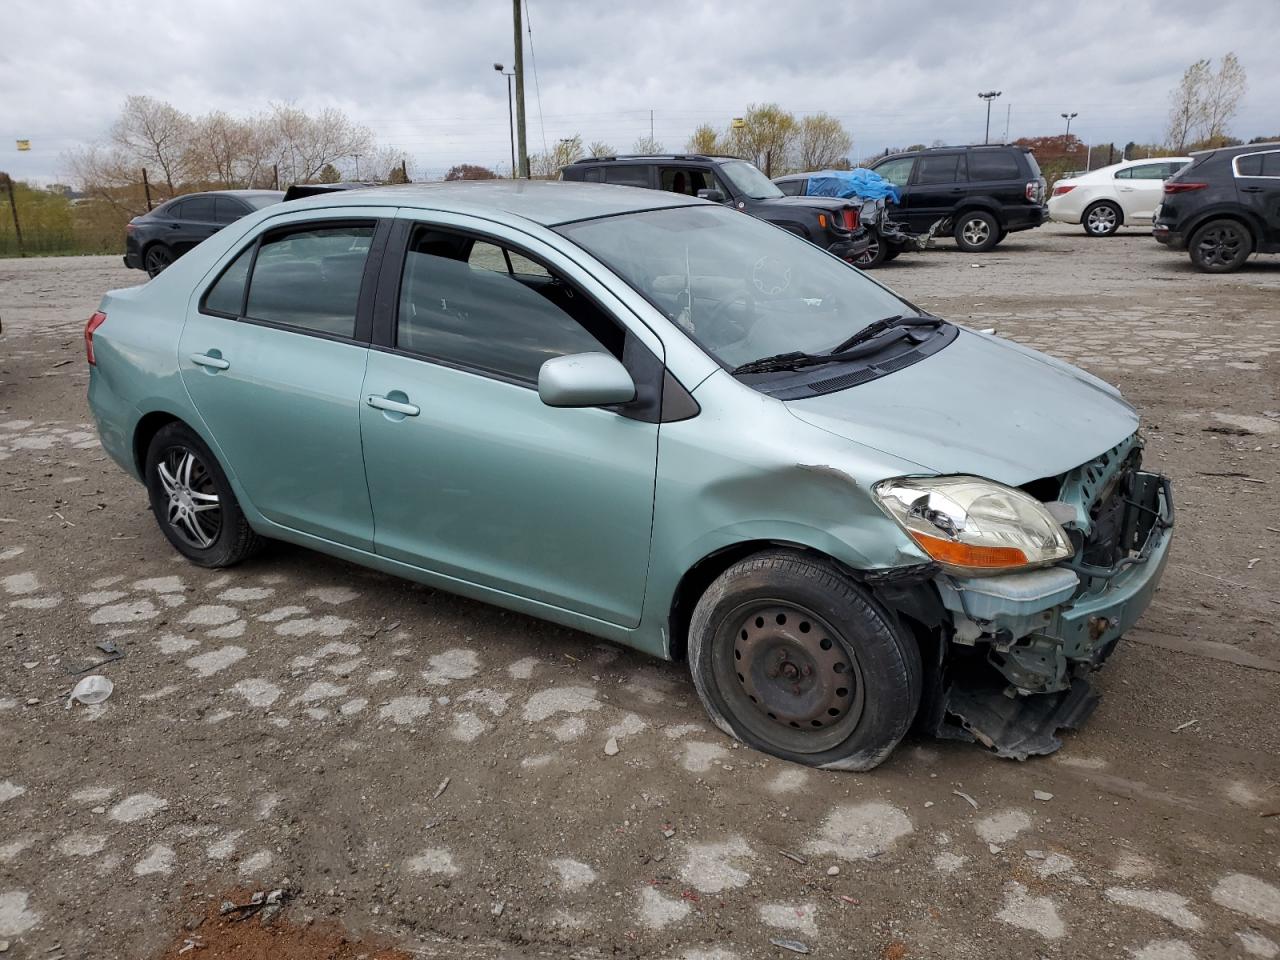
[[874, 476, 1072, 576]]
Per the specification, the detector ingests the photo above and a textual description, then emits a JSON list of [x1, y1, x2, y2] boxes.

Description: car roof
[[569, 154, 742, 164], [168, 190, 284, 200], [1191, 140, 1280, 158], [280, 179, 706, 227]]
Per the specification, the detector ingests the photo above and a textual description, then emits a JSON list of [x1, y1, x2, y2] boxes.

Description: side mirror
[[538, 353, 635, 408], [697, 188, 726, 203]]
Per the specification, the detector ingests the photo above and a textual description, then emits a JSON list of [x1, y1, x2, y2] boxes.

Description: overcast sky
[[3, 0, 1277, 183]]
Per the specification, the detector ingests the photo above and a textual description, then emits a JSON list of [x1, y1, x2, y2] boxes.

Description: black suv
[[867, 145, 1048, 252], [1154, 142, 1280, 273], [124, 189, 284, 277], [561, 155, 870, 263]]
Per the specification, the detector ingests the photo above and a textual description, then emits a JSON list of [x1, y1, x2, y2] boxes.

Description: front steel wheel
[[688, 550, 921, 770]]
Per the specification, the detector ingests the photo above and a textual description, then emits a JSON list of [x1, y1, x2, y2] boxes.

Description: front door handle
[[190, 353, 230, 370], [1240, 186, 1263, 193], [367, 394, 420, 417]]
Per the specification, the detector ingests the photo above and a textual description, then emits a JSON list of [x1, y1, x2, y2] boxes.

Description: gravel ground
[[1, 224, 1278, 960]]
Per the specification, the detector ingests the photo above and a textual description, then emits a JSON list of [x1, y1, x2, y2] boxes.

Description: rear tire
[[882, 245, 901, 262], [144, 244, 175, 278], [1188, 219, 1252, 273], [954, 211, 1000, 252], [1083, 201, 1121, 237], [688, 550, 921, 771], [852, 230, 887, 269], [144, 422, 263, 568]]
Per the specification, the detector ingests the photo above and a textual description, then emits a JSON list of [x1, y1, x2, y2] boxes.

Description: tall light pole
[[1061, 111, 1078, 139], [494, 63, 516, 178], [512, 0, 529, 178], [978, 90, 1002, 145]]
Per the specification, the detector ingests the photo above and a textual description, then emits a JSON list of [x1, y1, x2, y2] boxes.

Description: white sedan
[[1048, 157, 1192, 236]]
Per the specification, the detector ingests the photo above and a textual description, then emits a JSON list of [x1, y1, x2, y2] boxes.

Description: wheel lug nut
[[802, 665, 812, 677]]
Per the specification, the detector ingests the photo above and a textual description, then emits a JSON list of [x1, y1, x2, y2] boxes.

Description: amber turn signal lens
[[910, 531, 1028, 569]]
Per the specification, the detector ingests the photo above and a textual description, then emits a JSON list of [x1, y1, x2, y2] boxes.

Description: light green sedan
[[87, 180, 1173, 770]]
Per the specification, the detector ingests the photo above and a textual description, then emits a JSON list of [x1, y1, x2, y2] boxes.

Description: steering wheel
[[699, 288, 756, 348], [751, 255, 791, 296]]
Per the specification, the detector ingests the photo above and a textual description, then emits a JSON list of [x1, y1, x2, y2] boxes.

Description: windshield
[[718, 160, 784, 199], [557, 205, 914, 370]]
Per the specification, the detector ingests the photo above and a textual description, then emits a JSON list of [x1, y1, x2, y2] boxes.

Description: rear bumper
[[1003, 205, 1049, 233], [828, 232, 871, 261], [1153, 224, 1185, 249], [123, 235, 144, 270]]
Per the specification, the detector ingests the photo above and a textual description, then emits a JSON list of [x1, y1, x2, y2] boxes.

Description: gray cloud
[[4, 0, 1277, 183]]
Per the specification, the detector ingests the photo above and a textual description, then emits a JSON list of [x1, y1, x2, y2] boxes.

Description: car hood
[[786, 328, 1138, 486], [758, 196, 861, 211]]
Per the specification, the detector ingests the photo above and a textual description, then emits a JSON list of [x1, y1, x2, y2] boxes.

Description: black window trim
[[196, 216, 389, 346], [371, 218, 693, 423]]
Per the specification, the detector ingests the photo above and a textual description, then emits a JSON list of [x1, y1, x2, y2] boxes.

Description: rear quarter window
[[968, 151, 1023, 180], [604, 166, 651, 187]]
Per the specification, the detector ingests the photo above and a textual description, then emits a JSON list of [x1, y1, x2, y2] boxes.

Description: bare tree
[[445, 164, 498, 181], [111, 95, 193, 195], [792, 113, 853, 172], [631, 135, 664, 156], [1166, 59, 1210, 151], [1201, 52, 1247, 145], [188, 111, 255, 189], [587, 140, 616, 158], [267, 104, 374, 185], [531, 135, 584, 178]]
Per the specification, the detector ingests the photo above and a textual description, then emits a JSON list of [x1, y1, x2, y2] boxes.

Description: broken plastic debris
[[771, 938, 810, 954], [1033, 790, 1054, 802], [66, 675, 113, 709], [952, 789, 978, 809]]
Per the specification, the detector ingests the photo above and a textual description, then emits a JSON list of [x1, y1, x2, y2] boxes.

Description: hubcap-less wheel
[[1195, 224, 1246, 268], [960, 217, 991, 247], [155, 446, 222, 549], [1086, 204, 1119, 235], [714, 601, 866, 754], [145, 246, 173, 277]]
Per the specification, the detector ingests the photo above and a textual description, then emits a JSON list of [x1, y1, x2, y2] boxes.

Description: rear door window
[[201, 245, 255, 317], [967, 151, 1022, 181], [242, 223, 375, 338], [1118, 164, 1168, 180], [604, 166, 652, 187], [1236, 152, 1280, 177], [182, 197, 217, 222], [915, 154, 965, 184]]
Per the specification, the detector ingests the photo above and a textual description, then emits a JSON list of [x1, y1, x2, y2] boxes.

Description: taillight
[[843, 208, 858, 231], [85, 311, 106, 365], [1164, 181, 1208, 194], [1025, 180, 1038, 201], [125, 222, 136, 233], [1052, 184, 1075, 196]]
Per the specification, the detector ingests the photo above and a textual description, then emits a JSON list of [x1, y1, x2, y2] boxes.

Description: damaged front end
[[910, 434, 1174, 759], [859, 199, 934, 251]]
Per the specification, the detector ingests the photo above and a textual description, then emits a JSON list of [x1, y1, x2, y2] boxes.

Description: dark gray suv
[[868, 145, 1048, 252], [124, 190, 284, 278]]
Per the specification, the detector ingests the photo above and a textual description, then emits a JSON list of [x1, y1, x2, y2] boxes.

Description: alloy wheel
[[1086, 205, 1118, 235], [854, 235, 880, 267], [1195, 224, 1245, 268], [961, 218, 991, 247], [715, 601, 866, 754], [144, 246, 174, 277], [155, 446, 222, 549]]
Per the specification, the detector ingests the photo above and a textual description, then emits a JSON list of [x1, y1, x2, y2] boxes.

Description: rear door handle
[[1240, 186, 1263, 193], [189, 353, 230, 370], [367, 394, 420, 417]]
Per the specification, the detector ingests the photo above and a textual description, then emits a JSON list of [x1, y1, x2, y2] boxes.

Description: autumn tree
[[686, 124, 720, 155], [1200, 53, 1247, 145], [445, 164, 499, 180], [725, 103, 796, 177], [793, 113, 853, 171], [1166, 54, 1247, 151]]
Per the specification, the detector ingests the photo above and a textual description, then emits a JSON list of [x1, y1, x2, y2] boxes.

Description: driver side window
[[872, 157, 915, 189], [396, 226, 623, 385]]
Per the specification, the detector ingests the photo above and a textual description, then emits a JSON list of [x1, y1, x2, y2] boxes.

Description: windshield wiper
[[732, 315, 945, 377], [828, 314, 942, 354]]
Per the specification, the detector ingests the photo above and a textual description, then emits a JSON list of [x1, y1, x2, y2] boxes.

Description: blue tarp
[[804, 169, 901, 204]]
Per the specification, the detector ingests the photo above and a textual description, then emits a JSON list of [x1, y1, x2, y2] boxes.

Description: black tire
[[688, 549, 921, 771], [882, 244, 902, 262], [144, 244, 175, 278], [953, 210, 1000, 252], [1082, 201, 1122, 237], [1188, 219, 1252, 273], [851, 229, 887, 269], [144, 422, 263, 567]]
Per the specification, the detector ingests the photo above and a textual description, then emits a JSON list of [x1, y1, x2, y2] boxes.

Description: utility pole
[[512, 0, 529, 178], [978, 91, 1002, 145], [650, 109, 654, 143], [1002, 103, 1010, 143], [1, 173, 24, 257], [495, 63, 516, 178]]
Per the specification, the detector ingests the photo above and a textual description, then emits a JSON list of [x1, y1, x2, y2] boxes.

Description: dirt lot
[[1, 224, 1278, 960]]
